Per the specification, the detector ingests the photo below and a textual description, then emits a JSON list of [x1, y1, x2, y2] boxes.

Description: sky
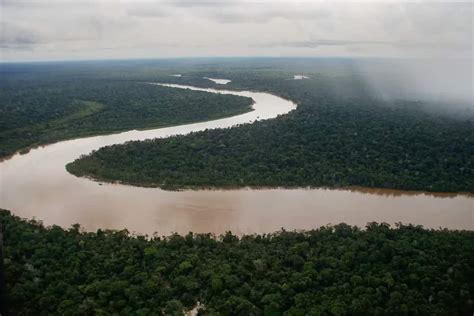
[[1, 0, 472, 62]]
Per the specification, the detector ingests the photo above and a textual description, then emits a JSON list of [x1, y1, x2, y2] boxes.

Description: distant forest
[[65, 64, 473, 193], [0, 70, 253, 158], [2, 209, 473, 315]]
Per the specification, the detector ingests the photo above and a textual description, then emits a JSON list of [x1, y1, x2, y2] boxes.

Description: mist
[[352, 57, 473, 110]]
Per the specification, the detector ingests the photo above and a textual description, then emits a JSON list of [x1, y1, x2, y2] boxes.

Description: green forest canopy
[[2, 209, 473, 315], [0, 76, 253, 158], [2, 59, 473, 315], [67, 69, 474, 193]]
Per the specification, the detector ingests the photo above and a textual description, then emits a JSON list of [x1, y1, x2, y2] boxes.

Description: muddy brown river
[[1, 83, 472, 235]]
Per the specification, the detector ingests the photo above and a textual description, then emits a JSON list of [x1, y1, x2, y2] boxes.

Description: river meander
[[1, 83, 472, 235]]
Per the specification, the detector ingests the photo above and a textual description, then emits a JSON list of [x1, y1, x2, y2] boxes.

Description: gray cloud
[[167, 1, 243, 8], [204, 4, 333, 24], [257, 39, 389, 48], [126, 5, 170, 18], [258, 38, 472, 51], [0, 22, 39, 50], [0, 1, 472, 61]]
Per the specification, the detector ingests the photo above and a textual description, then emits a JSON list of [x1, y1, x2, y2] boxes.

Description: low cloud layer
[[1, 1, 472, 61]]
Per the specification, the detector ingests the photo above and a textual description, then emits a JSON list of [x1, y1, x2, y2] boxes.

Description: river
[[0, 83, 472, 235]]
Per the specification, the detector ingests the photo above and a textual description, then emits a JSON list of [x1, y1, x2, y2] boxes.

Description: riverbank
[[62, 171, 474, 198], [3, 208, 473, 315]]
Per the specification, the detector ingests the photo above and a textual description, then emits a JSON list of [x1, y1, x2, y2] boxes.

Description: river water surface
[[1, 83, 472, 235]]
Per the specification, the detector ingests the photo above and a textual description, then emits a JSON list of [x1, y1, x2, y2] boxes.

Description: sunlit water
[[0, 83, 472, 235]]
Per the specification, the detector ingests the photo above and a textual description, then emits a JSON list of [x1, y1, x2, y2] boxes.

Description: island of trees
[[67, 69, 473, 193], [2, 209, 473, 315]]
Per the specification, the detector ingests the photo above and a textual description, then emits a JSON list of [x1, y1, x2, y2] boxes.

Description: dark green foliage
[[68, 72, 474, 193], [2, 209, 473, 315], [0, 79, 253, 158]]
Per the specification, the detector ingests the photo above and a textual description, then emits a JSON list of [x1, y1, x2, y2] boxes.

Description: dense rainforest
[[2, 209, 473, 315], [67, 67, 474, 193], [0, 74, 253, 158]]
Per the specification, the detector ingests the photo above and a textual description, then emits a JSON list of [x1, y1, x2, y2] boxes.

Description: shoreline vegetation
[[0, 80, 254, 159], [67, 73, 473, 194], [2, 209, 473, 314]]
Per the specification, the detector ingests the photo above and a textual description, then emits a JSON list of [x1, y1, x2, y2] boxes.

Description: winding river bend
[[0, 83, 472, 235]]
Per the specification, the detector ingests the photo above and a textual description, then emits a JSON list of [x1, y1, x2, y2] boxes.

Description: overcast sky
[[1, 0, 472, 62]]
